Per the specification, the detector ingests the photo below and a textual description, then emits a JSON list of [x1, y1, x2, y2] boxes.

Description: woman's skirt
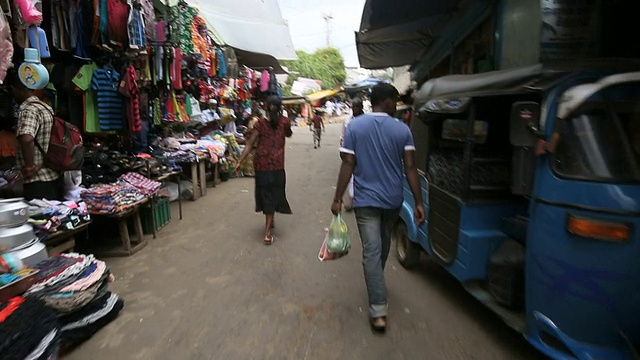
[[254, 170, 292, 214]]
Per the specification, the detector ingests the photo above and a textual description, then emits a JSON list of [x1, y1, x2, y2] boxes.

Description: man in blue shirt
[[332, 84, 425, 332]]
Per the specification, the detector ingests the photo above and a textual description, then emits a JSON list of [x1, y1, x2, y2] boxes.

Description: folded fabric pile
[[163, 150, 197, 163], [81, 183, 146, 214], [25, 253, 124, 348], [119, 172, 161, 196], [0, 296, 60, 360], [27, 199, 91, 234], [199, 135, 227, 157]]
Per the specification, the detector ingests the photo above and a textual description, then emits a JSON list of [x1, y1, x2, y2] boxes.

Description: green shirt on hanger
[[72, 62, 100, 133]]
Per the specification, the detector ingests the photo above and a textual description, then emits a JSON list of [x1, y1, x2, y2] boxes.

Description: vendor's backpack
[[33, 101, 85, 172]]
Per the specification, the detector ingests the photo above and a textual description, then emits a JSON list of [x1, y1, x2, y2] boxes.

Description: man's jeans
[[354, 207, 400, 318]]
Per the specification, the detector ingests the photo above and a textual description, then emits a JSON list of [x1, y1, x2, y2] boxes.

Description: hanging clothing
[[224, 47, 238, 78], [91, 66, 123, 130], [107, 0, 128, 48], [191, 15, 208, 58], [140, 0, 155, 40], [91, 0, 100, 46], [74, 0, 90, 59], [208, 51, 216, 77], [152, 97, 161, 125], [169, 5, 196, 54], [98, 0, 109, 49], [270, 71, 278, 94], [72, 62, 100, 132], [127, 0, 145, 50], [0, 11, 12, 84], [154, 21, 165, 82], [170, 48, 183, 90], [67, 0, 79, 50], [119, 65, 141, 133], [50, 0, 69, 50], [217, 48, 226, 78], [260, 70, 269, 92]]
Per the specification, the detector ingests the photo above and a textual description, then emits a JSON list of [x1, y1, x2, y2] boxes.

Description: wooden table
[[45, 221, 91, 256], [90, 198, 148, 257], [180, 155, 208, 201]]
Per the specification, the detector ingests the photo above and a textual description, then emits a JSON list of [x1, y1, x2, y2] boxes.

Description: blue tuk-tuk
[[394, 62, 640, 359]]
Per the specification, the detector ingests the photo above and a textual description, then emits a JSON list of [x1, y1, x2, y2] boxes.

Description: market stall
[[0, 198, 123, 357], [0, 0, 296, 355]]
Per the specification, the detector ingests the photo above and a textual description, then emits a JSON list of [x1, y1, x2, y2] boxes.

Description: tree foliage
[[282, 47, 346, 95]]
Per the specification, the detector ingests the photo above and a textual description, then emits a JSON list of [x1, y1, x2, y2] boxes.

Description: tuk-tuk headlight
[[566, 214, 631, 243]]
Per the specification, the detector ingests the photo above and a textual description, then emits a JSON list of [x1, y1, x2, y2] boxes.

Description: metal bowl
[[0, 198, 30, 227], [6, 241, 47, 267], [0, 224, 36, 253]]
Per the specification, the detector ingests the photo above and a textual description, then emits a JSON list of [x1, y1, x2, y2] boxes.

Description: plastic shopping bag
[[318, 214, 351, 262]]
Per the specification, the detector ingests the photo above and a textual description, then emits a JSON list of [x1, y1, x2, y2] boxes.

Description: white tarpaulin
[[291, 78, 322, 96], [183, 0, 297, 61]]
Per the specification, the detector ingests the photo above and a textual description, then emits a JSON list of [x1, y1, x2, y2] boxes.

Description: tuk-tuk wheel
[[393, 221, 420, 269]]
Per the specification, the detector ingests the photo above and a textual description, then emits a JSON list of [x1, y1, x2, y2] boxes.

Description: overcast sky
[[278, 0, 366, 68]]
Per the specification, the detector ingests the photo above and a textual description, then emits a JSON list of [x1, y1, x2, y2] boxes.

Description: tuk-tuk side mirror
[[510, 102, 541, 147]]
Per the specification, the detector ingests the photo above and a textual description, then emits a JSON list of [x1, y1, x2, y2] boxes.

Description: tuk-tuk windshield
[[554, 82, 640, 183]]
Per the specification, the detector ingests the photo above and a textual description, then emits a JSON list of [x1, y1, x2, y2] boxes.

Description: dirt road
[[67, 122, 543, 360]]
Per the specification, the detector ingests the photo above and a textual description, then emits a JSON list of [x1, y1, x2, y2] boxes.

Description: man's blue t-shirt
[[341, 112, 415, 209]]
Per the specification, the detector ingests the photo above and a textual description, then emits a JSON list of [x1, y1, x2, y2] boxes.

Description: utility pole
[[323, 13, 333, 47]]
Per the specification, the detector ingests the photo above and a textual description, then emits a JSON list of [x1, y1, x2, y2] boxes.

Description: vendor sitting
[[201, 99, 221, 124]]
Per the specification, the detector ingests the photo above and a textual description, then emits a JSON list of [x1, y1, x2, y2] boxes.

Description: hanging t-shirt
[[91, 66, 124, 130], [107, 0, 129, 48], [127, 0, 146, 50], [118, 65, 141, 133], [72, 62, 100, 132]]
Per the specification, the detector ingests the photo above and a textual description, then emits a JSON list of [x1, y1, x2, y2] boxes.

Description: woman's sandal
[[370, 316, 387, 333], [263, 235, 274, 245]]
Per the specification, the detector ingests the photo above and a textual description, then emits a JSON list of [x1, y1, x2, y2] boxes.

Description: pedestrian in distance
[[235, 96, 293, 245], [331, 83, 425, 333], [310, 109, 325, 149]]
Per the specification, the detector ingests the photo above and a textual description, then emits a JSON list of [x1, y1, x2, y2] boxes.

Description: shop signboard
[[540, 0, 601, 60]]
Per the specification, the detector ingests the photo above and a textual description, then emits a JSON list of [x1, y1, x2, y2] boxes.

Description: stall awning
[[306, 89, 340, 103], [233, 49, 288, 74], [355, 0, 461, 69], [193, 0, 297, 61]]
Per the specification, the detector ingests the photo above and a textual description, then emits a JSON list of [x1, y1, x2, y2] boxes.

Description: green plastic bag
[[326, 213, 351, 254]]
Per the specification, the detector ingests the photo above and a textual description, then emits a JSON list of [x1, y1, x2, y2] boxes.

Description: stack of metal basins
[[0, 199, 48, 267]]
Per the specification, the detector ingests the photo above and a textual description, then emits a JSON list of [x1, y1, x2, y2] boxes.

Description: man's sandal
[[264, 235, 274, 245]]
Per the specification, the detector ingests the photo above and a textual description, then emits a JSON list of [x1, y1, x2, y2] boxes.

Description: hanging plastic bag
[[14, 0, 43, 25], [318, 214, 351, 262]]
